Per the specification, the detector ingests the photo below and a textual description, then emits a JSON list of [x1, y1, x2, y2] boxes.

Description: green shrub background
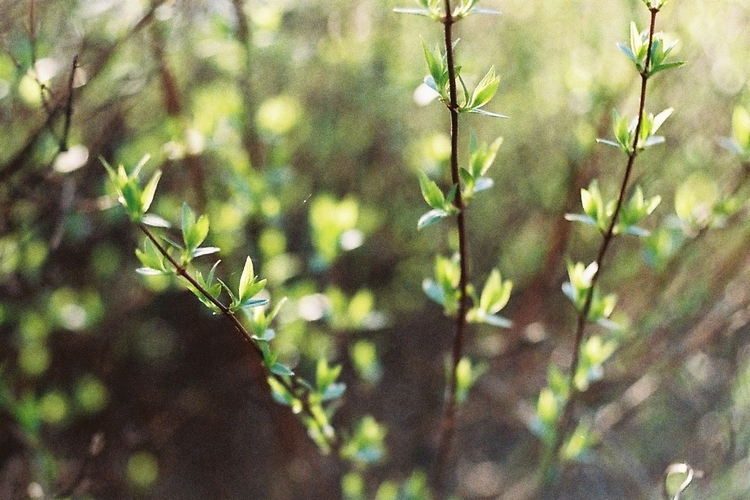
[[1, 0, 749, 498]]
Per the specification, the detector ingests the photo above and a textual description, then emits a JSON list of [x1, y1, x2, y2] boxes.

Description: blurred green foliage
[[1, 0, 749, 498]]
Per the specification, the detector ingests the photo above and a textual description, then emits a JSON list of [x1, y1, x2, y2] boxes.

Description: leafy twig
[[433, 0, 468, 488], [103, 157, 342, 455], [543, 1, 683, 485]]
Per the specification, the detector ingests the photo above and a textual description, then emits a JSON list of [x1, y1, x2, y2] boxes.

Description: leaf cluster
[[341, 415, 387, 465], [453, 357, 487, 404], [104, 157, 347, 453], [423, 255, 512, 328], [720, 105, 750, 161], [617, 22, 684, 77], [598, 108, 673, 154], [268, 358, 347, 452], [421, 40, 505, 119], [394, 0, 497, 22], [565, 180, 661, 237], [417, 135, 502, 230], [533, 366, 599, 459], [561, 261, 619, 330], [102, 155, 162, 224]]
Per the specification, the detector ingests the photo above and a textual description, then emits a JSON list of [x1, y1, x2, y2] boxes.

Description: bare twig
[[60, 55, 79, 152]]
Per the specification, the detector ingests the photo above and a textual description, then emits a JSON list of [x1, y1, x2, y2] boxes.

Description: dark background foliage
[[1, 0, 750, 498]]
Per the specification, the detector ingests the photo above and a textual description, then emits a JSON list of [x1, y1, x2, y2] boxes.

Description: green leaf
[[421, 39, 447, 99], [457, 72, 471, 108], [674, 172, 720, 229], [270, 362, 294, 376], [596, 138, 621, 149], [181, 203, 210, 254], [564, 261, 599, 311], [651, 108, 673, 134], [392, 7, 431, 16], [628, 22, 648, 72], [141, 170, 162, 214], [612, 109, 633, 153], [120, 181, 142, 219], [141, 214, 171, 228], [418, 209, 449, 230], [444, 183, 458, 205], [479, 269, 511, 315], [733, 105, 750, 150], [535, 387, 560, 432], [237, 297, 269, 310], [418, 171, 446, 209], [260, 341, 276, 366], [465, 108, 508, 119], [268, 377, 295, 406], [468, 134, 503, 179], [218, 278, 237, 305], [561, 422, 596, 460], [616, 186, 661, 234], [648, 36, 685, 76], [131, 154, 151, 177], [341, 416, 387, 465], [468, 66, 499, 110], [267, 297, 288, 324], [316, 359, 343, 390], [238, 257, 256, 300], [181, 275, 222, 313], [135, 238, 168, 274], [454, 357, 486, 403], [617, 42, 637, 66], [192, 246, 220, 258], [650, 60, 685, 76], [460, 167, 475, 199], [422, 278, 445, 306], [321, 382, 346, 401], [564, 213, 597, 228], [181, 204, 195, 236], [192, 216, 210, 251], [481, 313, 512, 328]]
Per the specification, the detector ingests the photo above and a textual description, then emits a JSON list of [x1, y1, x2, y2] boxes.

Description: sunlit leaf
[[418, 209, 449, 230], [270, 362, 294, 376], [141, 170, 162, 214], [468, 66, 499, 110]]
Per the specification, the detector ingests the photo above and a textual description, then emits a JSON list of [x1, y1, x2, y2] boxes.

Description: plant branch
[[545, 5, 661, 484], [434, 0, 470, 491], [60, 55, 79, 152], [136, 222, 340, 453]]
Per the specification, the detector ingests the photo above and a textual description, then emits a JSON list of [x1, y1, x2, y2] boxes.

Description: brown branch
[[60, 55, 79, 152], [544, 6, 662, 486], [0, 4, 159, 182], [137, 222, 340, 454], [433, 0, 471, 493]]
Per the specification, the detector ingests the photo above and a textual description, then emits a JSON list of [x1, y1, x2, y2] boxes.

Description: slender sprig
[[436, 4, 471, 485], [102, 156, 343, 454], [540, 1, 684, 487], [397, 0, 510, 493]]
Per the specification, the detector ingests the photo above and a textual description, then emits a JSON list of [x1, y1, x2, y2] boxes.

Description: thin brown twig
[[136, 222, 340, 454], [433, 0, 471, 492], [60, 55, 79, 152], [544, 6, 662, 487]]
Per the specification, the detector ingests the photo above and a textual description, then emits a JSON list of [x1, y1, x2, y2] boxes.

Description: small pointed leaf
[[418, 209, 449, 230]]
